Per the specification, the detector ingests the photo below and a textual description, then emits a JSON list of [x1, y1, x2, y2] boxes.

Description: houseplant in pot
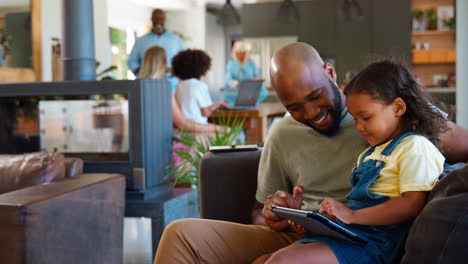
[[171, 113, 245, 188]]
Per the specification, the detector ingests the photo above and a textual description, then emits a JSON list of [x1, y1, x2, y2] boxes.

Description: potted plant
[[425, 8, 438, 30], [412, 9, 426, 31], [171, 114, 245, 188]]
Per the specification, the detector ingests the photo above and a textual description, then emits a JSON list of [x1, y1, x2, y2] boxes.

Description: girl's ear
[[393, 97, 406, 117]]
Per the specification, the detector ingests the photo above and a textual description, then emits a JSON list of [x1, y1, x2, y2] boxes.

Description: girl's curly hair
[[344, 60, 447, 146], [171, 49, 211, 80]]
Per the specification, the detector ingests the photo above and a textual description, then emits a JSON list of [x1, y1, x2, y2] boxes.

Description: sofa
[[199, 149, 468, 263], [0, 152, 126, 264]]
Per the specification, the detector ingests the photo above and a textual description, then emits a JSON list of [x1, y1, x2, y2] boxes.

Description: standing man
[[127, 9, 185, 90]]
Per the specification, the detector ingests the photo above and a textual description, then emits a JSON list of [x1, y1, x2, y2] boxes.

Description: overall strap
[[381, 132, 414, 156], [359, 145, 376, 164]]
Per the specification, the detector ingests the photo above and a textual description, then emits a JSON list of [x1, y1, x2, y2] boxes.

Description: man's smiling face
[[272, 62, 343, 136]]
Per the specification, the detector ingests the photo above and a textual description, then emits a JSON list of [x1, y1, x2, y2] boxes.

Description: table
[[210, 103, 286, 144], [125, 188, 199, 257]]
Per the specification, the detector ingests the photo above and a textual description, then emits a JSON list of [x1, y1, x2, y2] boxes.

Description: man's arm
[[127, 41, 141, 75], [439, 120, 468, 163]]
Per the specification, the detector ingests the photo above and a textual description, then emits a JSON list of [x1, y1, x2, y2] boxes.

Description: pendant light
[[276, 0, 300, 24], [337, 0, 363, 21], [218, 0, 241, 26]]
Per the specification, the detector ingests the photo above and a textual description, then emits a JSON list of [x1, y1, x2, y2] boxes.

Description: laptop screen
[[235, 80, 263, 106]]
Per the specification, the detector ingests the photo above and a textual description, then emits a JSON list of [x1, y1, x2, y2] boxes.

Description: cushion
[[64, 157, 84, 177], [401, 164, 468, 263], [0, 152, 65, 195]]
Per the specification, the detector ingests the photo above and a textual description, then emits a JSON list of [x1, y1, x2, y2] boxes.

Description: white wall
[[93, 0, 112, 73], [166, 6, 206, 49], [40, 0, 61, 81], [205, 12, 226, 98], [457, 0, 468, 128], [107, 1, 153, 37], [40, 0, 112, 81]]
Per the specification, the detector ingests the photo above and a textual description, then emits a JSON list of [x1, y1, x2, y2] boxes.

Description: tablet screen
[[270, 205, 367, 246]]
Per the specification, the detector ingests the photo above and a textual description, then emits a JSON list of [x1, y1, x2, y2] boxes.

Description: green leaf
[[169, 111, 246, 188]]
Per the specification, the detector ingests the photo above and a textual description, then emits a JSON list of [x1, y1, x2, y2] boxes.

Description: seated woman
[[223, 40, 269, 105], [140, 46, 225, 166], [171, 49, 227, 124]]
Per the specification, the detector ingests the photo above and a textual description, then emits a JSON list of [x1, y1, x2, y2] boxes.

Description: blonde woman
[[140, 46, 168, 80], [223, 40, 269, 105], [140, 46, 223, 134]]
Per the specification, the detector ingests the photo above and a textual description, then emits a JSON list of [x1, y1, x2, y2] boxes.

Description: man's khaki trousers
[[154, 218, 301, 264]]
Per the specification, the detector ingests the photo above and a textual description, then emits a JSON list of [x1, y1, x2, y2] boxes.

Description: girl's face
[[346, 92, 406, 145]]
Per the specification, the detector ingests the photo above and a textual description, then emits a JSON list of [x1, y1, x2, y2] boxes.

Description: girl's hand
[[288, 220, 307, 234], [319, 198, 354, 224]]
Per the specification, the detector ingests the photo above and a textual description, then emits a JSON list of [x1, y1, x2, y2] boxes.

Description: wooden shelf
[[412, 30, 455, 36], [425, 87, 456, 93], [412, 49, 456, 64]]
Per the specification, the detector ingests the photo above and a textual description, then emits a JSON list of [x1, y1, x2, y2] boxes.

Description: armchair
[[199, 149, 468, 263], [0, 152, 125, 264], [199, 150, 260, 224]]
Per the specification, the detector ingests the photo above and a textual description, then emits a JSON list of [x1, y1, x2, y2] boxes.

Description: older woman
[[223, 40, 269, 105]]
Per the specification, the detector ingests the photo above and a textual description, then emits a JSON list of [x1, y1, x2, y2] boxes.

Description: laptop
[[227, 80, 263, 109]]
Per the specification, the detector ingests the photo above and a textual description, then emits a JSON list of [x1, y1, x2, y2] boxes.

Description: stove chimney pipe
[[62, 0, 96, 80]]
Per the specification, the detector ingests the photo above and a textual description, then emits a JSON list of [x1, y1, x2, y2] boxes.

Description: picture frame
[[437, 6, 454, 31]]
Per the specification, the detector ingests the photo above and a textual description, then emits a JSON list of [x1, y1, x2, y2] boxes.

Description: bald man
[[153, 43, 468, 264], [128, 9, 185, 92]]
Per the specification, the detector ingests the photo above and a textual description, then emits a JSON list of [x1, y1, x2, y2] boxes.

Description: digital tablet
[[209, 145, 260, 153], [270, 205, 368, 246]]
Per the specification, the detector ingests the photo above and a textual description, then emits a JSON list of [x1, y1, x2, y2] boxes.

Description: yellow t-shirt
[[357, 135, 444, 198]]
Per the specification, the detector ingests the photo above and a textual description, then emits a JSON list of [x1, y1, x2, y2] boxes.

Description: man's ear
[[393, 97, 407, 117], [324, 63, 337, 82]]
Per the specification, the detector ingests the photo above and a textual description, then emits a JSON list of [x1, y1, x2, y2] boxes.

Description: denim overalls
[[298, 132, 414, 264]]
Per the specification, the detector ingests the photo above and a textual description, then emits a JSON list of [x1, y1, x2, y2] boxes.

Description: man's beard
[[316, 80, 343, 136], [153, 24, 165, 34]]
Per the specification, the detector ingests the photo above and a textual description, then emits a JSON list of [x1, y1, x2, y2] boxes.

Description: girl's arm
[[200, 102, 229, 117], [172, 95, 223, 133], [320, 191, 428, 226]]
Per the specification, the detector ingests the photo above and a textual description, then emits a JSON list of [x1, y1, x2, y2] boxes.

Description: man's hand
[[262, 186, 304, 231], [319, 198, 354, 224], [288, 220, 307, 234]]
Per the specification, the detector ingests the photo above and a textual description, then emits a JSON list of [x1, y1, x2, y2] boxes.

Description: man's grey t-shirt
[[256, 109, 368, 211]]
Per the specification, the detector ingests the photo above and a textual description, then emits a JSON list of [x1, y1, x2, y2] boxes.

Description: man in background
[[127, 9, 185, 91]]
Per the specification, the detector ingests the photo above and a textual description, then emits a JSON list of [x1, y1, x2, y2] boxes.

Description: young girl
[[172, 49, 227, 124], [255, 60, 447, 264]]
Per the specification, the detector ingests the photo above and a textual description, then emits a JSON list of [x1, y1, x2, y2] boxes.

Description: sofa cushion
[[401, 164, 468, 263], [64, 157, 84, 177], [0, 152, 65, 194]]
